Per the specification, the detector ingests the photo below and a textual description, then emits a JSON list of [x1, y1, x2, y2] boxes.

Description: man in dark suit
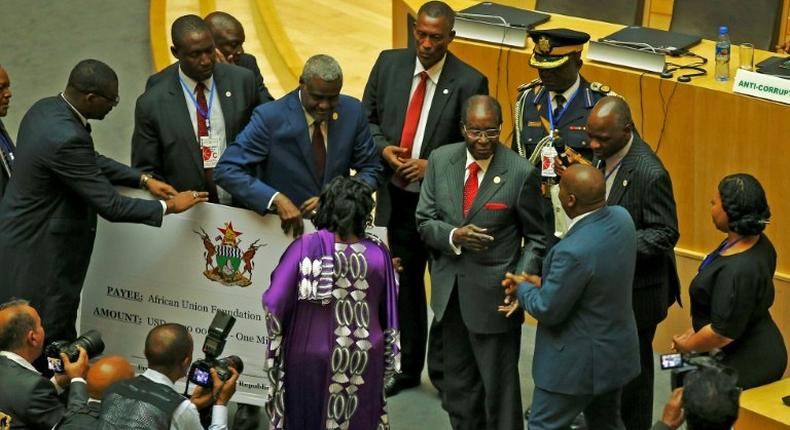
[[502, 164, 640, 430], [0, 299, 89, 429], [205, 11, 275, 103], [362, 0, 488, 395], [0, 65, 14, 200], [512, 29, 616, 251], [132, 14, 260, 205], [587, 96, 680, 430], [416, 96, 544, 430], [0, 60, 206, 371], [58, 356, 135, 430], [215, 54, 382, 238]]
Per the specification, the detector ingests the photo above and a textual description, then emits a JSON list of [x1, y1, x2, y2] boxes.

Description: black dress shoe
[[384, 376, 420, 397]]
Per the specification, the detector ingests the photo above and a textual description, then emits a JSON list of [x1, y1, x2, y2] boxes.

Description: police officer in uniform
[[513, 28, 615, 250]]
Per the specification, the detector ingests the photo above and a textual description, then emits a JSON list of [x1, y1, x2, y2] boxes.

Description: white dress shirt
[[449, 150, 493, 254], [401, 54, 447, 192], [178, 67, 232, 204], [548, 75, 581, 116], [566, 207, 600, 233], [141, 368, 227, 430], [603, 133, 633, 199]]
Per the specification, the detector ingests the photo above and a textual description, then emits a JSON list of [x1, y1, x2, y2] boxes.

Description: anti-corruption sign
[[80, 189, 314, 406]]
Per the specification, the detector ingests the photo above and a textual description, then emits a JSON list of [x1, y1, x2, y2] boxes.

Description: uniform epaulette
[[589, 81, 619, 97], [517, 78, 542, 93]]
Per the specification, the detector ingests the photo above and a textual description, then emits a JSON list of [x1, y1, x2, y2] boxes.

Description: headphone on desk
[[660, 51, 708, 82]]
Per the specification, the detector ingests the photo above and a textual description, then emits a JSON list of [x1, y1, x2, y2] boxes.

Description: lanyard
[[178, 77, 215, 131], [546, 87, 579, 133], [698, 237, 743, 272], [604, 160, 623, 181]]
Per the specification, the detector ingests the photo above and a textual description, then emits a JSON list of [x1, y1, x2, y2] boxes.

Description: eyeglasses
[[463, 125, 501, 139], [96, 93, 120, 106]]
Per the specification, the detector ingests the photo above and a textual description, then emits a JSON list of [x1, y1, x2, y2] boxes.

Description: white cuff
[[449, 228, 462, 255], [267, 192, 280, 211], [159, 200, 167, 215], [211, 405, 228, 427]]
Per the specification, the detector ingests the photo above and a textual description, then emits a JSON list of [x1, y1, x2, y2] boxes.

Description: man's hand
[[382, 145, 408, 171], [777, 39, 790, 53], [660, 388, 685, 429], [497, 298, 521, 317], [451, 224, 494, 252], [273, 193, 304, 238], [214, 48, 230, 64], [671, 328, 694, 353], [396, 158, 428, 183], [213, 367, 239, 406], [62, 346, 89, 381], [165, 191, 209, 214], [553, 155, 575, 177], [392, 257, 404, 273], [145, 177, 178, 200], [299, 196, 320, 219]]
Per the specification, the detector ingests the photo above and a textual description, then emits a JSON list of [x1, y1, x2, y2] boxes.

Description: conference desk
[[395, 0, 790, 365]]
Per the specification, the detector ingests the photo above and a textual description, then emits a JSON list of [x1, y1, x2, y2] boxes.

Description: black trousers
[[620, 325, 657, 430], [529, 387, 624, 430], [433, 289, 523, 430], [387, 184, 428, 382]]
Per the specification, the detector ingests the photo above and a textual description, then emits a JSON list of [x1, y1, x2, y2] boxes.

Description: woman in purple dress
[[262, 177, 400, 430]]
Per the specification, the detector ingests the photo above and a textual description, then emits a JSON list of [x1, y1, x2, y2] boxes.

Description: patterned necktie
[[0, 129, 13, 178], [553, 94, 566, 120], [312, 120, 326, 182], [196, 82, 219, 203], [463, 162, 481, 217], [399, 71, 429, 157]]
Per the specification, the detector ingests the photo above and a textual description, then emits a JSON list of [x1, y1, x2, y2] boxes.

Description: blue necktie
[[0, 129, 13, 177]]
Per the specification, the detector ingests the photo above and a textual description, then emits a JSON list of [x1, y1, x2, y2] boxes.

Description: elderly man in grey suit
[[416, 95, 544, 430], [0, 300, 89, 429], [503, 164, 640, 429]]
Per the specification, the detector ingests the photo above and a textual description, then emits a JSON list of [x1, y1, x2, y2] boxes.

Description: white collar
[[60, 93, 88, 126], [465, 149, 493, 173], [0, 350, 39, 374], [413, 54, 447, 85], [178, 66, 214, 94], [550, 75, 581, 104], [142, 368, 178, 391], [567, 207, 601, 232]]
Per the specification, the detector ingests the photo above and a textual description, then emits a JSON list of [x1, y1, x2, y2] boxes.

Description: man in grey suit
[[0, 300, 89, 429], [503, 164, 640, 429], [362, 0, 488, 395], [133, 14, 260, 204], [0, 65, 13, 200], [587, 97, 680, 430], [416, 95, 544, 430]]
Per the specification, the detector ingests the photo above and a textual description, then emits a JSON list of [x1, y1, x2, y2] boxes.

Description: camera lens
[[220, 355, 244, 375], [70, 330, 105, 361]]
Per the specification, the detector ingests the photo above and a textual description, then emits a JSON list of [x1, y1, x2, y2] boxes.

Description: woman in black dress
[[672, 173, 786, 389]]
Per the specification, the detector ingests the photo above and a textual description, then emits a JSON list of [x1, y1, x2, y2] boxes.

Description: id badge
[[200, 135, 221, 168]]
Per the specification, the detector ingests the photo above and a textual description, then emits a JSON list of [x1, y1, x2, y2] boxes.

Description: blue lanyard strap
[[604, 160, 623, 181], [546, 87, 580, 132], [698, 237, 743, 272], [178, 77, 215, 128]]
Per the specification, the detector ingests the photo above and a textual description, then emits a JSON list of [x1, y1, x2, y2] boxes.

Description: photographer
[[652, 366, 740, 430], [97, 323, 238, 430], [0, 299, 89, 429], [58, 356, 135, 429]]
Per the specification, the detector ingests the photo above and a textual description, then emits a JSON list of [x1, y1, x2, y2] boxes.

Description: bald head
[[144, 323, 192, 371], [204, 11, 246, 64], [590, 96, 632, 128], [587, 96, 633, 160], [86, 356, 135, 399], [560, 164, 606, 218]]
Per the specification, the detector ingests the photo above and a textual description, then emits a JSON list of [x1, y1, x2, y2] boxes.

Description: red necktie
[[196, 82, 219, 203], [312, 120, 326, 182], [399, 71, 429, 157], [463, 162, 480, 217]]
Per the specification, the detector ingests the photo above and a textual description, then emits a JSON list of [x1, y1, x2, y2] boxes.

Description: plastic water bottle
[[715, 26, 731, 82]]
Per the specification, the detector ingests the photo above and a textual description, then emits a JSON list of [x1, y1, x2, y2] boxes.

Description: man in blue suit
[[214, 54, 382, 237], [502, 164, 640, 430]]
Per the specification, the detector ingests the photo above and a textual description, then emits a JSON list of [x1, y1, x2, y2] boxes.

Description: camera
[[660, 351, 724, 389], [44, 330, 105, 373], [187, 311, 244, 388]]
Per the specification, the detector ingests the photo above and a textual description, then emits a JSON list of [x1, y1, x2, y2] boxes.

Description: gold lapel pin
[[332, 112, 339, 121], [225, 91, 232, 97], [623, 179, 628, 187], [442, 88, 449, 95], [493, 176, 501, 184]]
